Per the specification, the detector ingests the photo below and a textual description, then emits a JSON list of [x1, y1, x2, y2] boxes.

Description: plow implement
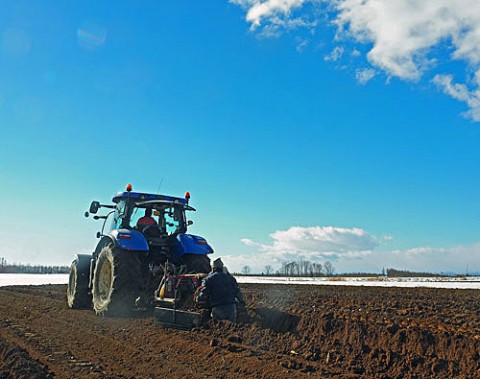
[[154, 306, 203, 330], [154, 272, 207, 330]]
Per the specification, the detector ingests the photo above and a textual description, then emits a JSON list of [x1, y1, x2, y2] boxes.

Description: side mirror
[[96, 232, 102, 238], [89, 201, 100, 214], [187, 220, 193, 226], [84, 211, 90, 218]]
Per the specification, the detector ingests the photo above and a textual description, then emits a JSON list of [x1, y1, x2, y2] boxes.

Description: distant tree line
[[234, 262, 461, 277], [0, 257, 69, 274], [237, 260, 335, 276], [385, 268, 439, 278], [277, 260, 335, 276]]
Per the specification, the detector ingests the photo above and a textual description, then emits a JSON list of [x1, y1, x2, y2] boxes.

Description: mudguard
[[110, 229, 149, 251], [75, 254, 92, 270], [173, 234, 213, 260]]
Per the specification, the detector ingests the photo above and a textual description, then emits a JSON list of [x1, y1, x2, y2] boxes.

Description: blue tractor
[[67, 184, 214, 317]]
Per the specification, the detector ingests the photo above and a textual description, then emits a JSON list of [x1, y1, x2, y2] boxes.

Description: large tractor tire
[[67, 254, 92, 309], [92, 245, 143, 317], [182, 254, 211, 274]]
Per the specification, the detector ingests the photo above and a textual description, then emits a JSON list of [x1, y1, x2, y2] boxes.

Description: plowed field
[[1, 283, 480, 378]]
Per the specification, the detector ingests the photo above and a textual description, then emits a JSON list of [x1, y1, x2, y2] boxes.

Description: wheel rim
[[98, 260, 113, 303], [68, 269, 76, 299]]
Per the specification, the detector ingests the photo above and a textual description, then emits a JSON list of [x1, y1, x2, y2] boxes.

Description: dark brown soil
[[1, 283, 480, 378]]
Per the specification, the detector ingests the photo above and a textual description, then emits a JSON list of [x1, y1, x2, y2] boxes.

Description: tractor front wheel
[[67, 255, 92, 309], [92, 245, 143, 316]]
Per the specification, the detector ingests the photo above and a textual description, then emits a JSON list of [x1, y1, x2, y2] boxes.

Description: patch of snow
[[2, 274, 480, 290], [234, 276, 480, 289], [0, 274, 69, 287]]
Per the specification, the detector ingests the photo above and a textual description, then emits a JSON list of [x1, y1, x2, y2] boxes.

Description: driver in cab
[[136, 208, 157, 228]]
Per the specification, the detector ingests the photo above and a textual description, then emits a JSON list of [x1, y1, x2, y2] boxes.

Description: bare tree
[[298, 260, 309, 276], [279, 260, 333, 277], [292, 262, 300, 276], [281, 262, 294, 276], [324, 261, 334, 276], [264, 265, 273, 275], [312, 262, 323, 276], [241, 265, 251, 275]]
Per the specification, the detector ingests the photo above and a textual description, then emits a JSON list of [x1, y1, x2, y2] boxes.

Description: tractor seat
[[140, 224, 162, 238], [148, 236, 168, 247]]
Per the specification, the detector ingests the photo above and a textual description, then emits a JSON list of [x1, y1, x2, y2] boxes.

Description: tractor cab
[[85, 185, 211, 272], [111, 195, 194, 238]]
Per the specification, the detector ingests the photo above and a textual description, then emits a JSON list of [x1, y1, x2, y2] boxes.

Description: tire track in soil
[[0, 300, 227, 378], [0, 336, 53, 379], [0, 285, 316, 379]]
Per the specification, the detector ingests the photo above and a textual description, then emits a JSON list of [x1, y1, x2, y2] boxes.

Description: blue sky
[[1, 0, 479, 274]]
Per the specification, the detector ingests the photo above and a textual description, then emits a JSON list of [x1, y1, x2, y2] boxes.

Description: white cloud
[[231, 0, 480, 121], [226, 225, 480, 275], [371, 243, 480, 274], [334, 1, 446, 80], [296, 38, 309, 52], [244, 225, 378, 252], [235, 226, 379, 272], [355, 68, 376, 85], [324, 46, 344, 61], [433, 73, 480, 121], [396, 246, 448, 256], [351, 48, 361, 58], [231, 0, 308, 28]]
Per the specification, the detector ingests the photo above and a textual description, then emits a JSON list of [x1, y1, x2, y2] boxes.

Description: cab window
[[113, 200, 126, 229], [164, 206, 186, 234]]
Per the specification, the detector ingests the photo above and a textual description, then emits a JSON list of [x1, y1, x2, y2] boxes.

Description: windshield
[[130, 203, 187, 235]]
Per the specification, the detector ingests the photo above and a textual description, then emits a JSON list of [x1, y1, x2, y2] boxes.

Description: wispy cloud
[[77, 22, 107, 51], [376, 243, 480, 274], [324, 46, 344, 62], [231, 0, 480, 121], [355, 68, 376, 85], [433, 74, 480, 121], [296, 37, 309, 52], [231, 0, 308, 28]]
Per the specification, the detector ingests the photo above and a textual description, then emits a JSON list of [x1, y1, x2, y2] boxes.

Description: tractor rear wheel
[[92, 245, 143, 317], [67, 255, 92, 309], [182, 254, 211, 274]]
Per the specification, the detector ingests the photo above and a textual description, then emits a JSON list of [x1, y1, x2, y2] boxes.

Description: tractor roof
[[112, 191, 188, 205]]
